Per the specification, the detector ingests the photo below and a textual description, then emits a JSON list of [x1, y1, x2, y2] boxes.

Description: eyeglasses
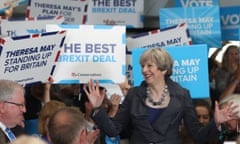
[[4, 101, 25, 109]]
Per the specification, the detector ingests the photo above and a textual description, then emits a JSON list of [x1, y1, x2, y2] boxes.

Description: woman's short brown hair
[[140, 48, 173, 77]]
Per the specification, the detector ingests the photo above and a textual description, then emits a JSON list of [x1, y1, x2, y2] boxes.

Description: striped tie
[[5, 128, 16, 141]]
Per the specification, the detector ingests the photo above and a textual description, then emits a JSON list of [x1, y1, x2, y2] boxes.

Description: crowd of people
[[1, 2, 240, 144], [0, 45, 240, 144]]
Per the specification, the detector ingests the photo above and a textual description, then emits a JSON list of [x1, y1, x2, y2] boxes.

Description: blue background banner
[[174, 0, 218, 7], [160, 6, 222, 48], [220, 6, 240, 40], [132, 44, 209, 99]]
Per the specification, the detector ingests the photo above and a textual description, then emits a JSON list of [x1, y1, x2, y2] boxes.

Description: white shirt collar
[[0, 121, 7, 132]]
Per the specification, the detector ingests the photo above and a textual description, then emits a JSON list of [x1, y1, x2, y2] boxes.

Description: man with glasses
[[0, 79, 26, 143]]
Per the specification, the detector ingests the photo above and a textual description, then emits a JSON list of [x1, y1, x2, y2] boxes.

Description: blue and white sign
[[27, 0, 88, 24], [46, 25, 126, 84], [175, 0, 218, 7], [127, 23, 192, 52], [220, 6, 240, 40], [132, 44, 209, 98], [160, 6, 222, 48], [86, 0, 144, 28], [0, 0, 28, 14], [0, 16, 64, 37], [0, 31, 66, 85]]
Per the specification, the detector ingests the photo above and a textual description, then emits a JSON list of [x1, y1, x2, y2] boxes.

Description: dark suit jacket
[[92, 78, 218, 144], [0, 128, 10, 144]]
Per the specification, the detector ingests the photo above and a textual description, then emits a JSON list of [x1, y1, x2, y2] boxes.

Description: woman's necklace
[[146, 85, 168, 106]]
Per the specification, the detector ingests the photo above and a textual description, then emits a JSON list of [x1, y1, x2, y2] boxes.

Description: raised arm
[[4, 2, 13, 17], [219, 65, 240, 100], [84, 79, 105, 109], [108, 94, 121, 118]]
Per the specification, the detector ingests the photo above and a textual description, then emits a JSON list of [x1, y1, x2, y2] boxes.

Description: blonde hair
[[140, 48, 173, 77], [219, 94, 240, 118], [219, 94, 240, 105], [12, 135, 46, 144], [38, 100, 66, 135]]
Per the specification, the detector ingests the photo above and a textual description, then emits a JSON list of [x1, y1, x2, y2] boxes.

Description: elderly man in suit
[[0, 79, 26, 143]]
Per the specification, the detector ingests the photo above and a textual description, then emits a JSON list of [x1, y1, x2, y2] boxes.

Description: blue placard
[[220, 6, 240, 40], [174, 0, 218, 7], [132, 44, 209, 99], [160, 6, 221, 48]]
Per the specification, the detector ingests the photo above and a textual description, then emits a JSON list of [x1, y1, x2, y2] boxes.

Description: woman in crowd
[[79, 85, 121, 144], [38, 100, 66, 144], [193, 99, 213, 126], [215, 45, 240, 100], [84, 48, 238, 144], [180, 99, 217, 144]]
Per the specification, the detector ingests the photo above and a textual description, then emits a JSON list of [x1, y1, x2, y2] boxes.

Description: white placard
[[0, 31, 66, 85], [101, 83, 124, 103], [86, 0, 144, 28], [27, 0, 88, 24], [0, 16, 64, 37], [127, 23, 192, 52], [46, 24, 126, 84]]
